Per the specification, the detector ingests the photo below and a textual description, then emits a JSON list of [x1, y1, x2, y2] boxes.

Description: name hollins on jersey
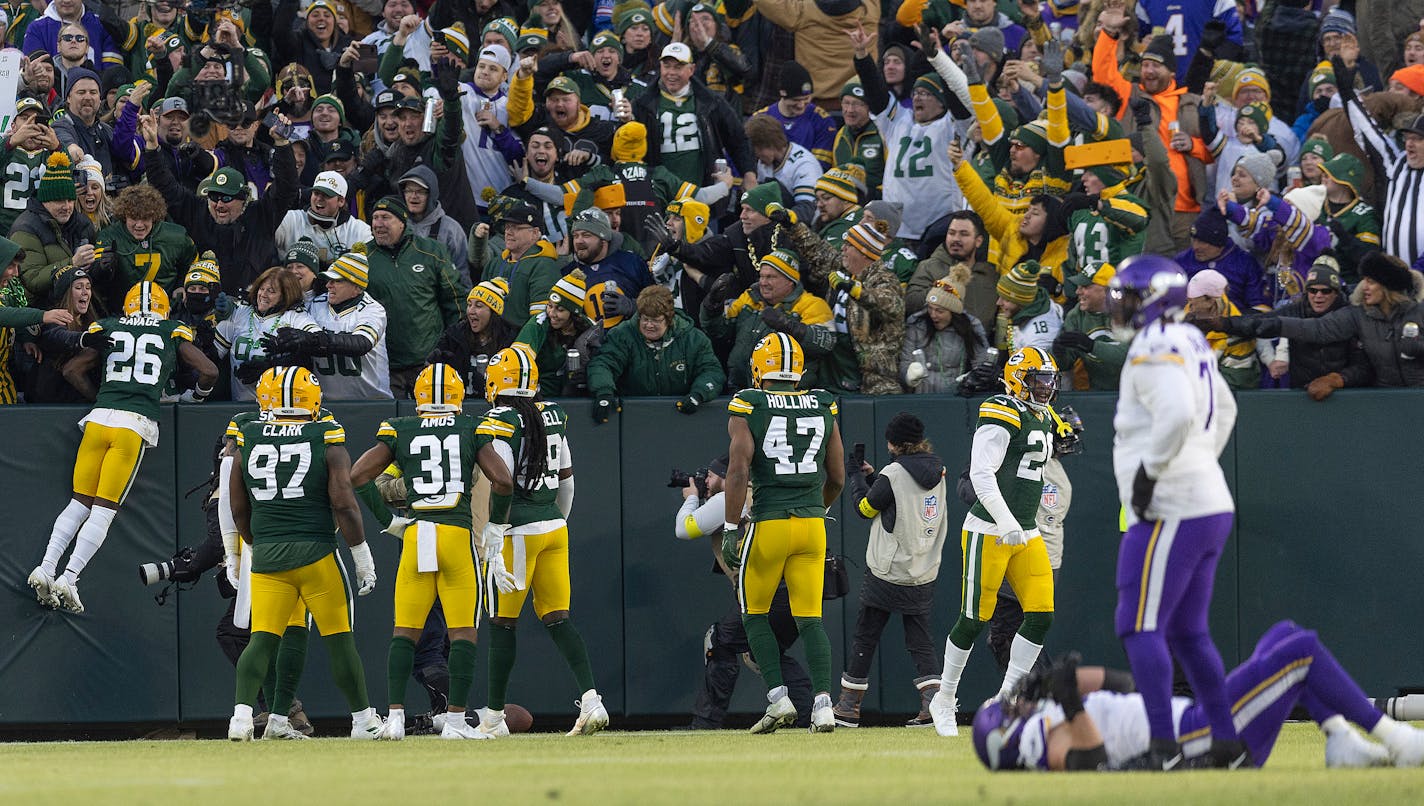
[[764, 394, 821, 410]]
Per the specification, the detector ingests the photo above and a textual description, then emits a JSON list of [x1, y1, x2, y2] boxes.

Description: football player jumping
[[930, 347, 1059, 737]]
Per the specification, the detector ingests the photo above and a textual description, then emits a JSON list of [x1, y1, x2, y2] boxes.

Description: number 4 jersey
[[376, 413, 480, 530], [79, 315, 194, 446], [235, 416, 345, 573], [966, 394, 1054, 534], [728, 388, 838, 522], [476, 401, 572, 534]]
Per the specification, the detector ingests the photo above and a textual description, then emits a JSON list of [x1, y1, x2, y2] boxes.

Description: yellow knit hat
[[612, 121, 648, 163]]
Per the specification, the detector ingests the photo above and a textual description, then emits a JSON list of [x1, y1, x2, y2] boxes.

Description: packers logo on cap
[[216, 173, 229, 186]]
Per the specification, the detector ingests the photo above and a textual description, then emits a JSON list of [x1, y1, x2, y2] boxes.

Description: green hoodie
[[588, 309, 725, 400]]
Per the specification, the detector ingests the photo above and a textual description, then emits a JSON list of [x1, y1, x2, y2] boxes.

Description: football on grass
[[506, 703, 533, 733]]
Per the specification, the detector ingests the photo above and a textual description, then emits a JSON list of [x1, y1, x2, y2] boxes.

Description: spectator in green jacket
[[1052, 262, 1128, 391], [361, 195, 465, 397], [516, 268, 602, 397], [587, 285, 725, 423], [499, 202, 563, 329], [12, 151, 96, 308], [93, 183, 196, 313]]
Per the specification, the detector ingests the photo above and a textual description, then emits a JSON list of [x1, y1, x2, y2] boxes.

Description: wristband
[[724, 521, 738, 533]]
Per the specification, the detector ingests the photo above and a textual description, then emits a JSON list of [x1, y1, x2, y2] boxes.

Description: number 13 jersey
[[728, 388, 838, 523]]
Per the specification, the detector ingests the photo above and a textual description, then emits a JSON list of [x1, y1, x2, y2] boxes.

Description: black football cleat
[[1120, 738, 1186, 771]]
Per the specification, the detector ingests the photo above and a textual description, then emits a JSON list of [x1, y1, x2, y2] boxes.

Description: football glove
[[350, 541, 377, 596], [223, 552, 240, 589], [1131, 464, 1156, 521], [486, 551, 519, 594], [720, 524, 742, 570], [998, 529, 1028, 546], [78, 328, 109, 351], [765, 202, 796, 227], [600, 289, 636, 320], [383, 515, 415, 539], [480, 522, 507, 555]]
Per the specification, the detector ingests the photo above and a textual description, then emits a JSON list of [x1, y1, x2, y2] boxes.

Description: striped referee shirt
[[1347, 99, 1424, 266]]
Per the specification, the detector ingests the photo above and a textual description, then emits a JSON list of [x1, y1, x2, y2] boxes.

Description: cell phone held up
[[353, 43, 378, 76], [851, 442, 866, 468], [262, 112, 293, 141]]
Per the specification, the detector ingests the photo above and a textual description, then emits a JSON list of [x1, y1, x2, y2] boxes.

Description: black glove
[[1041, 37, 1064, 85], [765, 203, 795, 227], [1054, 330, 1095, 353], [78, 327, 109, 351], [701, 272, 736, 312], [260, 326, 313, 356], [759, 306, 808, 340], [956, 41, 982, 85], [1327, 219, 1357, 250], [435, 56, 460, 99], [1131, 463, 1156, 520], [915, 22, 939, 58], [1060, 192, 1095, 218], [592, 394, 615, 424], [1401, 336, 1424, 358], [955, 466, 978, 507], [1221, 315, 1278, 338], [675, 395, 700, 414], [235, 359, 273, 385], [1312, 95, 1331, 115], [645, 214, 679, 250], [1129, 95, 1156, 129], [1198, 19, 1227, 54], [1330, 56, 1358, 103], [956, 360, 998, 397], [601, 289, 637, 320]]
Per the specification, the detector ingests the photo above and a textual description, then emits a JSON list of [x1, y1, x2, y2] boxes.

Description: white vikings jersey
[[215, 305, 320, 401], [757, 142, 823, 205], [1015, 692, 1193, 771], [307, 293, 393, 400], [1113, 320, 1236, 523]]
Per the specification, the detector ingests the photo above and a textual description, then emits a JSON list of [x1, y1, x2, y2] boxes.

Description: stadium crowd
[[1, 0, 1424, 407]]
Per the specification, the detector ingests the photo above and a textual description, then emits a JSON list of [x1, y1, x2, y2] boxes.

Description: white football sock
[[1372, 715, 1412, 747], [62, 505, 116, 583], [1321, 715, 1350, 736], [938, 639, 972, 698], [767, 685, 788, 703], [1000, 635, 1045, 698], [42, 499, 91, 575], [352, 706, 377, 721], [388, 707, 405, 718], [234, 704, 253, 720]]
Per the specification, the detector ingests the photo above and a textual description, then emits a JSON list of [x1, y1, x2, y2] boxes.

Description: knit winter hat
[[666, 197, 710, 243], [1086, 164, 1129, 187], [467, 278, 507, 315], [611, 121, 648, 162], [1236, 100, 1271, 134], [884, 411, 924, 446], [1187, 268, 1228, 299], [322, 250, 369, 289], [1190, 207, 1230, 248], [924, 264, 969, 313], [185, 255, 221, 287], [590, 30, 624, 58], [1360, 252, 1412, 294], [996, 260, 1041, 305], [615, 6, 653, 34], [482, 18, 518, 50], [284, 238, 322, 272], [863, 200, 902, 237], [845, 219, 889, 261], [814, 166, 863, 204], [373, 195, 410, 223], [1235, 151, 1278, 193], [438, 23, 471, 62], [570, 207, 614, 241], [1320, 153, 1364, 197], [1391, 65, 1424, 97], [1010, 120, 1049, 155], [51, 264, 87, 298], [841, 79, 866, 103], [741, 182, 784, 218], [37, 152, 76, 202], [761, 249, 801, 283], [779, 61, 814, 98], [969, 26, 1005, 62], [1305, 255, 1342, 291], [1301, 136, 1334, 162], [1319, 7, 1355, 39], [548, 268, 589, 315], [1141, 34, 1177, 73], [913, 71, 946, 105], [1232, 66, 1271, 102], [1308, 61, 1336, 95]]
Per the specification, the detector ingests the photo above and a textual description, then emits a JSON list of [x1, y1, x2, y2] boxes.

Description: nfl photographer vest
[[867, 462, 949, 586]]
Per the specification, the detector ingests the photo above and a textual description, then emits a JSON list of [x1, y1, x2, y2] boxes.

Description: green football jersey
[[655, 92, 703, 186], [968, 394, 1053, 530], [476, 401, 570, 528], [90, 315, 194, 421], [0, 146, 46, 235], [236, 417, 344, 573], [728, 388, 839, 522], [376, 413, 481, 530]]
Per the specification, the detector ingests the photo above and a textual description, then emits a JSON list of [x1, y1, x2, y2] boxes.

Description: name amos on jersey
[[764, 393, 821, 410], [420, 416, 456, 428]]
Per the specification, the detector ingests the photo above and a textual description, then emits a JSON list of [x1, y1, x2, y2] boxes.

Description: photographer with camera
[[671, 455, 812, 729], [836, 413, 949, 728]]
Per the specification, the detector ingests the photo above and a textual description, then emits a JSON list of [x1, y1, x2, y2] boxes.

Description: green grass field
[[3, 723, 1422, 804]]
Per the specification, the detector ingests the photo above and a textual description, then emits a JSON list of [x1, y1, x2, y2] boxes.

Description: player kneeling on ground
[[227, 366, 382, 741], [973, 621, 1424, 771], [931, 347, 1059, 737], [351, 363, 489, 739], [476, 344, 609, 738]]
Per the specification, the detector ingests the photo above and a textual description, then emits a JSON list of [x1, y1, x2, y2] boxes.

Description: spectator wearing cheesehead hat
[[812, 164, 867, 247], [304, 249, 394, 400], [752, 60, 837, 168], [1053, 262, 1126, 391], [514, 269, 601, 396], [835, 79, 885, 193], [1315, 153, 1378, 282], [426, 277, 518, 391], [1061, 152, 1149, 277], [704, 246, 833, 390]]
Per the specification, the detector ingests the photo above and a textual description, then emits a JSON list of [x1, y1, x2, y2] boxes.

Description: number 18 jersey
[[376, 413, 480, 530], [968, 395, 1054, 531], [728, 388, 838, 522]]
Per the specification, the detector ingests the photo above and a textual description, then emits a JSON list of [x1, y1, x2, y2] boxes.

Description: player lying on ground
[[972, 620, 1424, 771]]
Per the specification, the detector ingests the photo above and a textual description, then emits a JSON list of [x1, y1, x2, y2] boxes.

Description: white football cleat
[[929, 690, 959, 737], [379, 710, 405, 741], [261, 714, 308, 740], [49, 577, 83, 614], [810, 693, 835, 733], [350, 708, 383, 740], [1325, 726, 1389, 768], [478, 709, 510, 738], [442, 715, 493, 740], [27, 567, 56, 608], [1387, 724, 1424, 767], [228, 712, 254, 742], [567, 689, 610, 736], [431, 712, 448, 733], [749, 692, 798, 734]]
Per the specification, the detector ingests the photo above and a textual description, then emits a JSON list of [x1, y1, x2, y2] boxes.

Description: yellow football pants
[[394, 521, 480, 629], [237, 539, 308, 628], [491, 526, 571, 620], [738, 516, 825, 619], [250, 552, 351, 637], [960, 529, 1054, 621], [71, 423, 147, 504]]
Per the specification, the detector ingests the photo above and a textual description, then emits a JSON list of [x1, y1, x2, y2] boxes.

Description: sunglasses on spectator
[[207, 192, 240, 203], [60, 34, 88, 42], [1307, 287, 1336, 295]]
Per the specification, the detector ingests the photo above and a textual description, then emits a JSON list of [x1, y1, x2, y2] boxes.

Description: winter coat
[[899, 310, 987, 395], [427, 316, 518, 392], [1263, 274, 1424, 387], [587, 309, 725, 401], [271, 0, 353, 94], [705, 284, 834, 391], [631, 79, 756, 184], [1272, 292, 1370, 388], [501, 239, 563, 329], [363, 231, 464, 369], [667, 218, 779, 296], [746, 0, 879, 107], [400, 165, 469, 280], [954, 161, 1070, 278], [905, 248, 999, 329], [11, 200, 97, 308], [515, 312, 603, 397], [274, 205, 374, 265]]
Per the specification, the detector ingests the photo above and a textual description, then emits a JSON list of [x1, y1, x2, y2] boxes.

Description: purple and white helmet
[[971, 699, 1027, 771], [1108, 254, 1189, 329]]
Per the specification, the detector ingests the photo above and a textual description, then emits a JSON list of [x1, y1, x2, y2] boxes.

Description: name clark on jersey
[[262, 423, 306, 437], [765, 394, 821, 410]]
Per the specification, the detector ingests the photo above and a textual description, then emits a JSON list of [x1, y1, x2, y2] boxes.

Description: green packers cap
[[544, 75, 579, 96], [199, 167, 247, 198]]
